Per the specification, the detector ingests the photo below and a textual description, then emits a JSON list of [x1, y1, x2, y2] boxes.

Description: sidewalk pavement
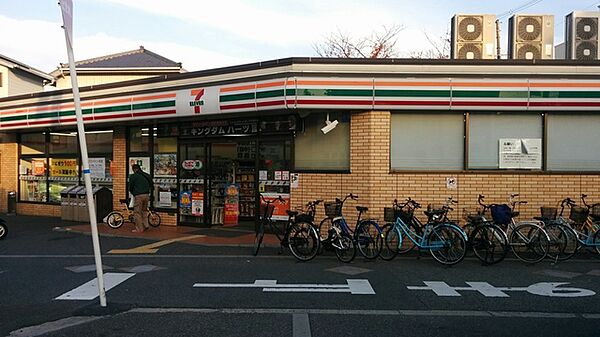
[[60, 222, 280, 248]]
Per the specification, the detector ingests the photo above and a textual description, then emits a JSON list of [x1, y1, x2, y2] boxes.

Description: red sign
[[260, 193, 290, 221], [223, 184, 239, 227]]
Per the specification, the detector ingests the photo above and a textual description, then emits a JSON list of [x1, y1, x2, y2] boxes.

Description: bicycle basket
[[384, 206, 413, 223], [462, 208, 484, 222], [260, 203, 275, 218], [569, 206, 589, 225], [540, 207, 558, 220], [591, 205, 600, 222], [324, 201, 343, 218], [490, 204, 512, 226]]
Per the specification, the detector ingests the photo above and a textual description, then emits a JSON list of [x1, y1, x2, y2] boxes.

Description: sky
[[1, 0, 599, 73]]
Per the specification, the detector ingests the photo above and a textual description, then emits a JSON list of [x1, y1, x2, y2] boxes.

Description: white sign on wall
[[89, 158, 106, 179], [499, 138, 542, 169]]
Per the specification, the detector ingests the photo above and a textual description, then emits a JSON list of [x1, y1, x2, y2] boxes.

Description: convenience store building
[[1, 58, 599, 226]]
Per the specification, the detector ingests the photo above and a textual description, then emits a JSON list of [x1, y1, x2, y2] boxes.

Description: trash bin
[[68, 186, 84, 222], [60, 186, 77, 221], [74, 186, 113, 222], [7, 191, 16, 215]]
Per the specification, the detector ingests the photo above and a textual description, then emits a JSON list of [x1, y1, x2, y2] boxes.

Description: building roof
[[66, 46, 181, 68], [0, 54, 54, 81]]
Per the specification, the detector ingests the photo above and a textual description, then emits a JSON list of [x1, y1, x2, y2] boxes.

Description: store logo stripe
[[132, 93, 176, 102], [132, 109, 177, 117], [256, 100, 285, 107], [374, 89, 451, 98], [296, 80, 373, 86], [452, 90, 529, 98], [220, 80, 285, 93], [220, 103, 255, 110], [256, 89, 285, 99], [296, 88, 373, 97], [220, 92, 255, 103], [295, 99, 373, 106], [452, 101, 527, 107], [132, 100, 176, 110], [374, 100, 450, 106], [530, 82, 600, 88], [530, 91, 600, 99], [529, 102, 600, 107]]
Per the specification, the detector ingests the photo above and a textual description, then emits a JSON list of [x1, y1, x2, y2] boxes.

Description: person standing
[[129, 164, 153, 232]]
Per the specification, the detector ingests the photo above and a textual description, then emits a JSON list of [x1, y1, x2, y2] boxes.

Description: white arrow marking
[[56, 273, 135, 300], [193, 279, 375, 295], [407, 281, 596, 298]]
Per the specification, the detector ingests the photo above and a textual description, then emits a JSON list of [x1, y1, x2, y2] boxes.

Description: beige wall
[[290, 111, 600, 231], [54, 74, 165, 90], [7, 70, 45, 96], [0, 65, 9, 97]]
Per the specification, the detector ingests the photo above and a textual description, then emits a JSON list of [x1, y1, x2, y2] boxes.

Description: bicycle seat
[[511, 211, 520, 218], [119, 198, 127, 204], [356, 206, 369, 212], [286, 210, 298, 217]]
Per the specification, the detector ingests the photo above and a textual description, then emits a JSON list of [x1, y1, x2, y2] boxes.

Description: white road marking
[[293, 313, 312, 337], [193, 279, 375, 295], [55, 273, 135, 300], [407, 281, 596, 298], [8, 316, 105, 337]]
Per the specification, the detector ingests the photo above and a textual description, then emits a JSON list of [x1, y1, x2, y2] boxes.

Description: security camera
[[321, 119, 338, 134]]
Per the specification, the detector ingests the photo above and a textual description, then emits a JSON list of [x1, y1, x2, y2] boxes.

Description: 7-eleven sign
[[189, 89, 205, 114]]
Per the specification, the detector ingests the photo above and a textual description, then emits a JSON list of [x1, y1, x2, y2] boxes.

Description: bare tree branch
[[314, 24, 405, 58]]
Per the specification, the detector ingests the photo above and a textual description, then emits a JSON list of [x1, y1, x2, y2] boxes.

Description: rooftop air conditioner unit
[[565, 11, 600, 60], [451, 14, 497, 59], [508, 14, 554, 59]]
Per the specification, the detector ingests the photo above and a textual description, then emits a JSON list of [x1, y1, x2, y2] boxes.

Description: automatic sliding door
[[179, 143, 206, 225]]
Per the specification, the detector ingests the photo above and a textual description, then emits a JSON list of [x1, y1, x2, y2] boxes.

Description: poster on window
[[499, 138, 542, 169], [88, 158, 106, 179], [159, 191, 172, 207], [32, 160, 46, 176], [50, 158, 78, 176], [223, 184, 239, 226], [192, 191, 204, 216], [129, 157, 150, 174], [154, 153, 177, 177], [179, 190, 192, 215], [260, 193, 290, 221]]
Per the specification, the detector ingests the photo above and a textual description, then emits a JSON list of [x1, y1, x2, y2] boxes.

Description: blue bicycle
[[319, 193, 360, 263], [383, 197, 468, 265]]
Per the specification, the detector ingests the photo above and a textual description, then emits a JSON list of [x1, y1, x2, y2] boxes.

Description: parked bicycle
[[317, 193, 359, 263], [469, 194, 551, 264], [106, 197, 161, 229], [383, 197, 467, 265], [253, 194, 320, 261]]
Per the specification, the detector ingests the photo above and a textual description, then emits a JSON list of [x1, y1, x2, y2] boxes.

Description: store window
[[391, 113, 464, 170], [19, 157, 47, 202], [49, 158, 78, 203], [129, 127, 151, 153], [49, 132, 78, 154], [153, 136, 177, 209], [547, 114, 600, 171], [294, 112, 350, 171], [469, 113, 542, 170], [87, 130, 114, 189], [21, 133, 46, 155]]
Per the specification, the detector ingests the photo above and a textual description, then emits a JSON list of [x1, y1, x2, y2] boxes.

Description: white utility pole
[[59, 0, 107, 307]]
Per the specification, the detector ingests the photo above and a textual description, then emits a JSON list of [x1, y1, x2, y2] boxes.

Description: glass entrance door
[[179, 143, 207, 225]]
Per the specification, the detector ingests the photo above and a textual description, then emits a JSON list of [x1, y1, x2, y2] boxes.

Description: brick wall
[[0, 138, 18, 213], [291, 110, 600, 230]]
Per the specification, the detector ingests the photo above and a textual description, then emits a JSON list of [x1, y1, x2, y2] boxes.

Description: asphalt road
[[1, 216, 600, 337]]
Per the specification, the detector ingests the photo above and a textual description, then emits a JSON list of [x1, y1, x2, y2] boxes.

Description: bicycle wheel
[[428, 224, 467, 265], [510, 223, 549, 264], [593, 228, 600, 256], [287, 222, 320, 262], [545, 223, 576, 261], [355, 220, 383, 259], [332, 222, 356, 263], [106, 211, 124, 229], [318, 217, 334, 241], [380, 224, 400, 261], [148, 211, 161, 227], [470, 224, 508, 265], [0, 223, 7, 240], [253, 221, 265, 256]]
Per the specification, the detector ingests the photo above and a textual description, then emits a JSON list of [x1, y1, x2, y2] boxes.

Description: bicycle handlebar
[[260, 194, 286, 205]]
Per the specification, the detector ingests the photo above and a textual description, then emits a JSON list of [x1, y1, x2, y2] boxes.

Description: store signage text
[[189, 88, 205, 114], [182, 160, 203, 170]]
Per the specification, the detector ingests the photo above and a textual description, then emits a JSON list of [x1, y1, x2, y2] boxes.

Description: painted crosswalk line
[[55, 273, 135, 300]]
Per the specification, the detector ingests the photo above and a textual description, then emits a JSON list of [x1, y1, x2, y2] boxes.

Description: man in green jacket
[[129, 164, 153, 232]]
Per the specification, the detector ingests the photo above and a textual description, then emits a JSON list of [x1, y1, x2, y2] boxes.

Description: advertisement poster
[[129, 157, 150, 174], [223, 184, 239, 226], [179, 190, 192, 214], [290, 173, 299, 188], [154, 153, 177, 177], [32, 160, 46, 176], [159, 191, 172, 207], [50, 158, 78, 176], [499, 138, 542, 169], [192, 191, 204, 216], [89, 158, 106, 179], [274, 171, 282, 181], [260, 193, 290, 221], [282, 171, 290, 181], [259, 170, 267, 181]]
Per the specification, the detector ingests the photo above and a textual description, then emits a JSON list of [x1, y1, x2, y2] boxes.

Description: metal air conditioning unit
[[565, 11, 600, 60], [451, 14, 497, 59], [508, 14, 554, 60]]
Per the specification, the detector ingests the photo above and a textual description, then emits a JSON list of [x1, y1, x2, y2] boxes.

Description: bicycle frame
[[392, 213, 467, 249]]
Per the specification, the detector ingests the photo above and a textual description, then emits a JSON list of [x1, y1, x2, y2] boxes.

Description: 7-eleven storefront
[[1, 58, 600, 226]]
